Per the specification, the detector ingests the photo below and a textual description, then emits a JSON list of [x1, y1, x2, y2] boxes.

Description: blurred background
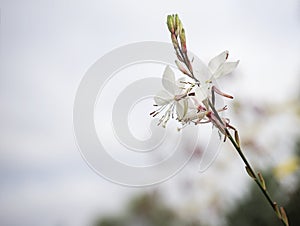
[[1, 0, 300, 226]]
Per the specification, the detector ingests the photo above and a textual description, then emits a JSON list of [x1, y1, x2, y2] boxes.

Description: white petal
[[176, 99, 188, 120], [208, 51, 229, 74], [195, 84, 210, 101], [187, 97, 198, 109], [193, 64, 211, 83], [190, 57, 210, 83], [154, 90, 173, 106], [213, 60, 239, 79], [183, 109, 199, 121], [175, 77, 186, 94], [162, 66, 176, 94]]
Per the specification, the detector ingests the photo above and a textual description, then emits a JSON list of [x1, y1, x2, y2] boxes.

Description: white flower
[[194, 83, 211, 102], [152, 66, 189, 126], [191, 51, 239, 102], [208, 50, 239, 80], [152, 52, 238, 127], [154, 66, 184, 105], [154, 66, 176, 105], [193, 50, 239, 83], [177, 87, 209, 125]]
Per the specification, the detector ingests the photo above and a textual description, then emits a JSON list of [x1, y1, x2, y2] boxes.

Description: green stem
[[169, 24, 288, 224], [208, 99, 288, 226]]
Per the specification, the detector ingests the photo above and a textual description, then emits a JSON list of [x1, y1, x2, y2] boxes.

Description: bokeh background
[[1, 0, 300, 226]]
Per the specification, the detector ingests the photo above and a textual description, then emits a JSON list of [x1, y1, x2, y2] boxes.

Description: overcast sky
[[0, 1, 300, 226]]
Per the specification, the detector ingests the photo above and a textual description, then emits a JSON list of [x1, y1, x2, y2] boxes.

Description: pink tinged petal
[[213, 60, 239, 79], [208, 50, 229, 73], [154, 90, 173, 106], [212, 86, 233, 99], [162, 66, 176, 94], [175, 60, 191, 77]]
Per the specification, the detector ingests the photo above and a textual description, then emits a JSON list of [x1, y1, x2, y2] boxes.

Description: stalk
[[165, 14, 289, 226], [208, 99, 289, 226]]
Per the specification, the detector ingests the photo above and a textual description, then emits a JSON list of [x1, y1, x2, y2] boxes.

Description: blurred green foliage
[[93, 191, 203, 226], [227, 139, 300, 226], [93, 139, 300, 226]]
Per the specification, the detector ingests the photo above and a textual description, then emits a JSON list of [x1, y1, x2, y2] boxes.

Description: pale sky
[[0, 1, 300, 225]]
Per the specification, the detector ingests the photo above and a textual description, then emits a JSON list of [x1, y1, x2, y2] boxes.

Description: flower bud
[[171, 34, 178, 48], [273, 202, 281, 219], [175, 60, 191, 77], [245, 166, 255, 178], [258, 172, 266, 190], [174, 14, 180, 36], [180, 28, 187, 52], [167, 15, 175, 33], [280, 207, 289, 226]]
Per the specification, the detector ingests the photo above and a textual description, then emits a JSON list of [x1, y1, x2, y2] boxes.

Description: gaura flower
[[175, 51, 239, 126], [152, 52, 239, 128], [151, 66, 189, 127], [207, 50, 240, 81], [192, 51, 239, 101]]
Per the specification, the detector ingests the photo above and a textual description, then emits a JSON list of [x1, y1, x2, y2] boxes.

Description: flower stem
[[166, 14, 288, 225], [208, 99, 289, 226]]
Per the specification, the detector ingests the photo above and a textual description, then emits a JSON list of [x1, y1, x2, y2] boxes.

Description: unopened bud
[[175, 60, 191, 77], [258, 172, 266, 190], [174, 14, 180, 36], [245, 166, 255, 179], [171, 34, 178, 48], [180, 28, 187, 52], [167, 15, 175, 33], [273, 202, 281, 219], [234, 130, 240, 148], [178, 19, 183, 35], [280, 207, 289, 226]]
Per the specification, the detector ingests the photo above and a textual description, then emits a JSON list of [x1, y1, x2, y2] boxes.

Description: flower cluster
[[150, 14, 290, 226], [151, 14, 239, 139]]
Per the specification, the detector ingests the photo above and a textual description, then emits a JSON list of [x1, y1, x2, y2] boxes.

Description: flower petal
[[195, 84, 210, 101], [176, 99, 188, 120], [213, 60, 239, 79], [208, 51, 229, 74], [183, 109, 199, 122], [187, 97, 198, 109], [162, 66, 176, 94], [174, 77, 187, 94], [192, 60, 211, 83], [154, 90, 173, 106]]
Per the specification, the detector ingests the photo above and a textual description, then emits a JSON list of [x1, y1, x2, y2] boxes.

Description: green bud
[[175, 14, 180, 26], [273, 202, 281, 219], [258, 172, 266, 190], [167, 15, 175, 33], [280, 207, 289, 226], [245, 166, 255, 178], [174, 14, 179, 33], [180, 28, 186, 51], [234, 130, 240, 148]]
